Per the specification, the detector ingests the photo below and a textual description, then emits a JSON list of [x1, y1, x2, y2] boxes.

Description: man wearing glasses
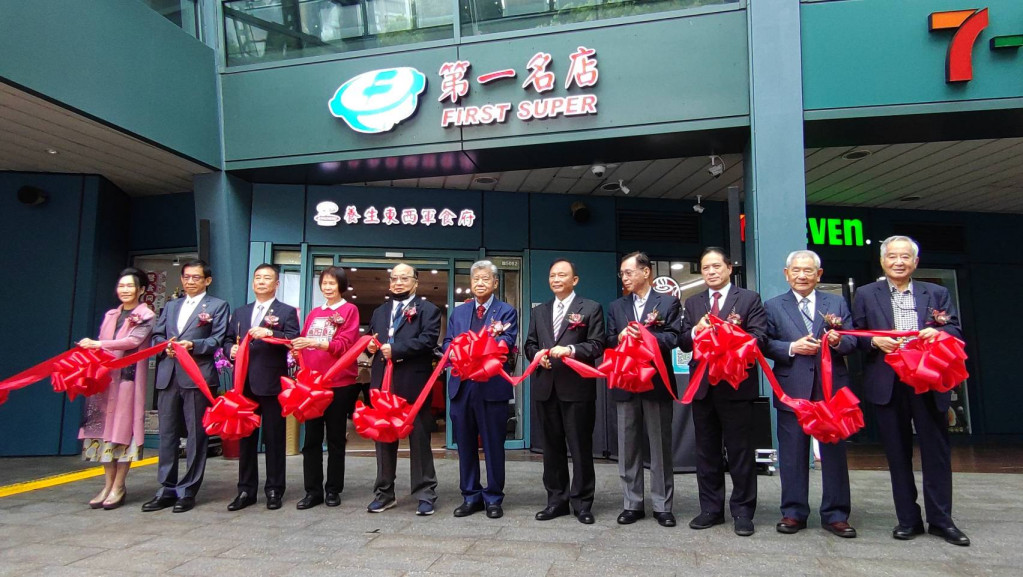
[[145, 260, 229, 513], [366, 263, 442, 516], [606, 252, 681, 528], [852, 236, 969, 546], [444, 260, 518, 519]]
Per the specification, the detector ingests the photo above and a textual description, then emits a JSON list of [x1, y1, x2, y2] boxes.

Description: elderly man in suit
[[444, 260, 518, 519], [144, 259, 229, 513], [764, 250, 857, 538], [606, 251, 680, 528], [853, 236, 969, 546], [365, 263, 442, 516], [680, 247, 768, 536], [223, 264, 300, 511], [525, 259, 605, 524]]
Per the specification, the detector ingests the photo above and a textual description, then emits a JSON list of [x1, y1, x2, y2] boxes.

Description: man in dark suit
[[764, 250, 857, 538], [606, 251, 680, 528], [144, 259, 229, 513], [524, 259, 605, 524], [223, 264, 300, 511], [444, 260, 518, 519], [680, 247, 768, 536], [365, 263, 441, 516], [852, 235, 969, 546]]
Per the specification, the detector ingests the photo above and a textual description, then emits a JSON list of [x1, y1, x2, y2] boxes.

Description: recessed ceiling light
[[670, 263, 684, 270], [350, 268, 358, 272], [45, 148, 58, 155], [431, 269, 438, 274], [348, 286, 354, 291], [473, 176, 498, 185], [351, 295, 357, 299], [899, 195, 922, 202], [842, 149, 872, 160], [600, 182, 621, 192]]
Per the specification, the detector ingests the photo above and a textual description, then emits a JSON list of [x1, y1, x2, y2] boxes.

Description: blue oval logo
[[328, 67, 427, 134]]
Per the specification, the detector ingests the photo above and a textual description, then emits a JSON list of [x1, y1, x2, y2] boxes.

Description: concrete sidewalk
[[0, 453, 1019, 576]]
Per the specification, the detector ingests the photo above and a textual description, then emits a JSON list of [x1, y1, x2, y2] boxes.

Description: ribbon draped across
[[561, 321, 672, 397], [275, 334, 378, 422], [823, 329, 969, 395], [194, 334, 261, 440], [681, 316, 761, 404]]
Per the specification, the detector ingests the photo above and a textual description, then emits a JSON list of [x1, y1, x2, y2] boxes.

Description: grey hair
[[470, 260, 499, 277], [785, 250, 821, 269], [879, 236, 920, 259]]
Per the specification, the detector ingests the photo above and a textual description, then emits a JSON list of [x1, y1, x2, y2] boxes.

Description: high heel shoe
[[102, 487, 126, 510], [89, 488, 111, 509]]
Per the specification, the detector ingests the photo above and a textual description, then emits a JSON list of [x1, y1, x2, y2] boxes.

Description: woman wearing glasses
[[290, 266, 361, 510], [77, 267, 155, 510]]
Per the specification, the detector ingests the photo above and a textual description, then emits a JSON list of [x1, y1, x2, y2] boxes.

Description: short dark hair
[[549, 258, 577, 276], [700, 247, 731, 266], [181, 259, 211, 278], [320, 266, 348, 295], [117, 267, 148, 293], [254, 263, 280, 280], [621, 251, 651, 269], [398, 263, 419, 279]]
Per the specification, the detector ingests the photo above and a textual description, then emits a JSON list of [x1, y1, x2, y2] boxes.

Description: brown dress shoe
[[824, 521, 857, 538], [776, 517, 807, 534]]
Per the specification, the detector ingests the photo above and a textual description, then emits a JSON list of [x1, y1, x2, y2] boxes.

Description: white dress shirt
[[251, 297, 276, 328], [177, 291, 206, 334]]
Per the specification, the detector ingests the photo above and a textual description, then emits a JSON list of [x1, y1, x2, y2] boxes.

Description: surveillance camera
[[591, 164, 605, 178], [693, 203, 705, 214], [707, 155, 725, 178]]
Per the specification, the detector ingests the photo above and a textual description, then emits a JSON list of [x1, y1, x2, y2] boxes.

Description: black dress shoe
[[296, 493, 324, 510], [928, 524, 970, 546], [141, 496, 177, 512], [733, 517, 755, 537], [266, 490, 282, 510], [172, 497, 196, 513], [892, 523, 925, 540], [453, 501, 484, 518], [227, 492, 256, 511], [776, 517, 807, 534], [653, 512, 677, 527], [577, 511, 595, 525], [535, 505, 570, 521], [689, 512, 725, 530], [486, 504, 504, 519], [325, 491, 341, 507], [823, 521, 857, 538], [617, 509, 645, 525]]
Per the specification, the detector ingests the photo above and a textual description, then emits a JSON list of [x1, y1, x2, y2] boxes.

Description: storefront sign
[[652, 276, 683, 298], [929, 8, 1023, 83], [313, 201, 477, 228], [807, 217, 865, 247], [328, 67, 427, 134]]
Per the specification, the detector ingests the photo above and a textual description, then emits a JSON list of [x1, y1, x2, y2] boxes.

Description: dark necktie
[[553, 301, 565, 340], [711, 291, 722, 317], [799, 297, 814, 335], [476, 305, 485, 320]]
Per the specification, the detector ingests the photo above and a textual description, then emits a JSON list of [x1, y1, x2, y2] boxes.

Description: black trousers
[[536, 395, 596, 513], [302, 385, 360, 496], [238, 394, 286, 496], [692, 390, 757, 519]]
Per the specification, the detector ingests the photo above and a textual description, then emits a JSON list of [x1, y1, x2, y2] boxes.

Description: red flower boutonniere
[[929, 309, 951, 326], [726, 311, 743, 326], [197, 304, 212, 326], [403, 305, 418, 322], [644, 308, 664, 327], [262, 309, 280, 328], [488, 319, 511, 337], [327, 312, 345, 327], [820, 312, 843, 330], [566, 313, 585, 330], [126, 311, 146, 326]]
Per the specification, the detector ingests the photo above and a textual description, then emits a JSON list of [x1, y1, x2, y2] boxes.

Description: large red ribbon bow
[[681, 316, 760, 404], [275, 334, 377, 422], [562, 322, 672, 396], [447, 329, 514, 383], [352, 363, 416, 443], [826, 329, 969, 395]]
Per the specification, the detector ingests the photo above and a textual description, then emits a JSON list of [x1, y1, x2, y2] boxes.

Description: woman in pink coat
[[77, 267, 155, 509]]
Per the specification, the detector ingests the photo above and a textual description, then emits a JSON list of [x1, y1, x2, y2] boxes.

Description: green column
[[193, 172, 253, 308]]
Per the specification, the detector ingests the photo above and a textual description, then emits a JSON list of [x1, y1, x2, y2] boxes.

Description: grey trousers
[[373, 405, 438, 504], [155, 381, 211, 499], [617, 397, 674, 513]]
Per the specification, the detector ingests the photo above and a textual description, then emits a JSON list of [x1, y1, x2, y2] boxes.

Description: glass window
[[223, 0, 455, 66], [141, 0, 200, 37]]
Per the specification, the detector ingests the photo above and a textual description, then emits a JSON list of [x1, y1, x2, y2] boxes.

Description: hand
[[230, 344, 239, 360], [178, 340, 193, 351], [77, 338, 101, 350], [534, 350, 552, 369], [872, 336, 901, 354], [290, 337, 316, 351], [694, 314, 711, 334], [165, 338, 177, 358], [917, 327, 940, 342], [549, 346, 572, 359], [826, 330, 841, 348], [248, 327, 272, 340], [620, 324, 640, 341], [380, 344, 392, 360], [367, 336, 379, 355], [791, 335, 821, 356]]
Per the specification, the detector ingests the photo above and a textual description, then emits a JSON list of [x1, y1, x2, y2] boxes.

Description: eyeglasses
[[389, 275, 415, 283], [618, 268, 646, 279], [181, 275, 205, 282]]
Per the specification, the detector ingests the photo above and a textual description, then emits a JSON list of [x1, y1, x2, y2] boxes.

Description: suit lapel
[[782, 292, 809, 336], [554, 298, 583, 345], [812, 292, 827, 337], [719, 287, 739, 319], [914, 283, 930, 328], [639, 292, 660, 325], [873, 283, 895, 328], [179, 295, 208, 335]]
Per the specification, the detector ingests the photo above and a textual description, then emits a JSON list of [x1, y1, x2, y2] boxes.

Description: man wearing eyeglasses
[[366, 263, 442, 516], [852, 236, 969, 546], [443, 260, 518, 519], [606, 252, 681, 528], [144, 260, 229, 513]]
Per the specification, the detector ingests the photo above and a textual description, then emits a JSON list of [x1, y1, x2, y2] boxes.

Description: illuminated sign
[[929, 8, 1023, 83], [807, 218, 865, 247], [313, 201, 476, 228], [328, 67, 427, 134]]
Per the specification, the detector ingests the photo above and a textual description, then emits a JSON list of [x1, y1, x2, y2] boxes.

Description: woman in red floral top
[[290, 266, 361, 509]]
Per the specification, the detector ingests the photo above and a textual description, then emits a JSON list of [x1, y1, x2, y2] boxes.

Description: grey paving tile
[[425, 553, 552, 576], [816, 556, 963, 577], [577, 544, 696, 568], [319, 548, 443, 571], [695, 553, 822, 576], [0, 562, 43, 577], [364, 533, 477, 554], [465, 538, 581, 561], [547, 559, 677, 577], [169, 556, 295, 576], [69, 549, 186, 573], [124, 535, 240, 557], [0, 543, 105, 566], [50, 530, 160, 549]]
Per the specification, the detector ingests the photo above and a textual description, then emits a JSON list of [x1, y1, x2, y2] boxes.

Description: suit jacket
[[369, 297, 442, 402], [852, 279, 963, 411], [444, 298, 519, 402], [524, 296, 606, 403], [764, 290, 856, 412], [223, 300, 301, 396], [605, 290, 680, 402], [679, 286, 768, 401], [152, 294, 230, 390]]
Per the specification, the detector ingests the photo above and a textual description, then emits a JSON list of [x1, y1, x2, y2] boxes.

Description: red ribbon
[[561, 321, 673, 397], [194, 333, 261, 440], [681, 316, 760, 404], [274, 334, 377, 422], [828, 329, 969, 395]]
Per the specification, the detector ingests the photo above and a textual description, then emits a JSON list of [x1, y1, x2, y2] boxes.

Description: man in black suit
[[852, 236, 969, 546], [764, 250, 856, 538], [144, 259, 229, 513], [365, 263, 441, 516], [524, 259, 606, 524], [680, 247, 768, 536], [606, 252, 680, 528], [223, 264, 300, 511]]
